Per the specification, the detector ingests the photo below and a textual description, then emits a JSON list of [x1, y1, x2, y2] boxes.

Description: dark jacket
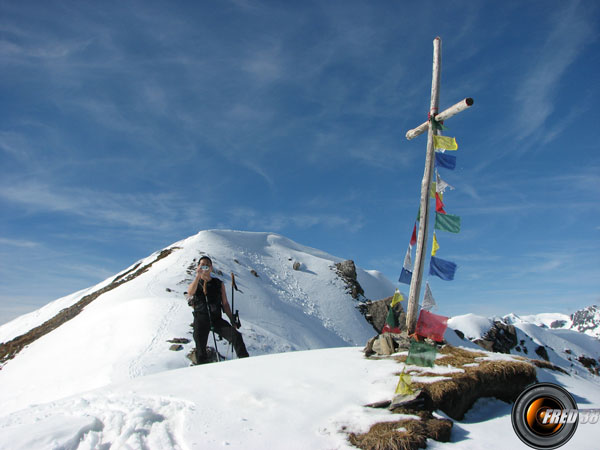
[[193, 277, 223, 319]]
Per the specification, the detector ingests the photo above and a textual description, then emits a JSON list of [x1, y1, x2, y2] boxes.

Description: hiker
[[187, 256, 249, 363]]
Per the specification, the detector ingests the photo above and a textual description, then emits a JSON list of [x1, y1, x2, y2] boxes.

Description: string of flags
[[387, 120, 461, 370]]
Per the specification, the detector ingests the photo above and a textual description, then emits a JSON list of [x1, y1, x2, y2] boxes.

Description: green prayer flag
[[406, 341, 437, 367], [431, 118, 448, 131], [434, 213, 461, 233], [382, 306, 401, 333]]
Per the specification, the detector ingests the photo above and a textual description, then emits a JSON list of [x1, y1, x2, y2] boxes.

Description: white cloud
[[514, 1, 594, 142], [0, 181, 206, 232]]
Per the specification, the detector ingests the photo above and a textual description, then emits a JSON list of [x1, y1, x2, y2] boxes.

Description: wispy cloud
[[0, 181, 207, 232], [227, 207, 363, 233], [0, 237, 39, 248], [513, 1, 595, 143]]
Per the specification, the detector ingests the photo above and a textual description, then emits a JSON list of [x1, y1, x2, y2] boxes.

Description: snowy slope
[[448, 312, 600, 379], [0, 230, 395, 416], [0, 345, 599, 450]]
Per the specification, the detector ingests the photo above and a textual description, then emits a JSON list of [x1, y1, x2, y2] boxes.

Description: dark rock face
[[358, 296, 406, 334], [473, 321, 518, 354], [334, 260, 365, 299], [571, 305, 600, 335], [550, 320, 567, 329], [535, 345, 549, 361]]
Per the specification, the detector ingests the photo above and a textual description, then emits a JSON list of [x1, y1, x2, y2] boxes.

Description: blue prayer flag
[[429, 256, 457, 281], [399, 267, 413, 284], [435, 152, 456, 170]]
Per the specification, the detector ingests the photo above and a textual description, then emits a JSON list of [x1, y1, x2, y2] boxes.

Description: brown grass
[[410, 359, 537, 420], [350, 344, 539, 449], [349, 415, 452, 450]]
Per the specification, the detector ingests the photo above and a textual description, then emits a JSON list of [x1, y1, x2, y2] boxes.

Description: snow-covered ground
[[1, 345, 599, 450], [1, 230, 599, 449]]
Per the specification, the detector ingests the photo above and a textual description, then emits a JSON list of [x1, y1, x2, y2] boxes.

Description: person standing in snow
[[187, 256, 249, 364]]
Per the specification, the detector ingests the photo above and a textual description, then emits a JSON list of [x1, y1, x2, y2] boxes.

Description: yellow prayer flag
[[390, 289, 404, 307], [431, 232, 440, 256], [395, 369, 414, 395], [430, 182, 436, 199], [433, 135, 458, 151]]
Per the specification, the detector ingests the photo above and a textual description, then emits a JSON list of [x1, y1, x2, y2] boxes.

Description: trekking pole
[[230, 272, 240, 357], [203, 280, 221, 362]]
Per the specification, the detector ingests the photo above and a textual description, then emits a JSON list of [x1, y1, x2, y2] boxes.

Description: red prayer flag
[[435, 192, 446, 214], [415, 310, 448, 342], [410, 223, 417, 246]]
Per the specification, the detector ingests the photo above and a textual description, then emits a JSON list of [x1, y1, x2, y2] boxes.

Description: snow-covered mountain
[[449, 311, 600, 378], [0, 230, 395, 415], [1, 229, 599, 449]]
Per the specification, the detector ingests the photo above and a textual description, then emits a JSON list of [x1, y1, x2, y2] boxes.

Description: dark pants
[[193, 311, 249, 361]]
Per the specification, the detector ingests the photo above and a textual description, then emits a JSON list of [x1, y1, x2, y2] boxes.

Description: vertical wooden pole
[[406, 37, 441, 334]]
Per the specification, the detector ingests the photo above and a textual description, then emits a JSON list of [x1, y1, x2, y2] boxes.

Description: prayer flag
[[431, 232, 440, 256], [433, 135, 458, 151], [436, 172, 455, 194], [406, 340, 437, 367], [435, 152, 456, 170], [410, 223, 417, 246], [435, 213, 461, 233], [395, 368, 414, 395], [430, 118, 448, 132], [403, 245, 413, 272], [381, 305, 401, 334], [415, 309, 448, 342], [429, 256, 457, 281], [399, 267, 412, 285], [391, 289, 404, 307], [435, 192, 446, 214], [422, 282, 437, 311]]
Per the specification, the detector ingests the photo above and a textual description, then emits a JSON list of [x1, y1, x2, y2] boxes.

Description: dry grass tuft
[[350, 344, 539, 448], [412, 360, 537, 420], [349, 416, 452, 450]]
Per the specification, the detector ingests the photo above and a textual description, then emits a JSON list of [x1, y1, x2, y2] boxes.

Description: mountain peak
[[0, 229, 396, 415]]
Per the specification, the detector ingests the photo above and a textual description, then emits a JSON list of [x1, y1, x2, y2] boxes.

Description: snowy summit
[[0, 230, 394, 415]]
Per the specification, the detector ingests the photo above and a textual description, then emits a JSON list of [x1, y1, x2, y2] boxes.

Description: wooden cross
[[404, 37, 474, 334]]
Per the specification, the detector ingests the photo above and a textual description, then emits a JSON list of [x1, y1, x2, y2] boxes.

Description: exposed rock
[[570, 305, 600, 337], [334, 260, 364, 299], [293, 261, 301, 271], [550, 320, 567, 329], [169, 344, 183, 351], [577, 356, 599, 375], [473, 321, 517, 354], [535, 345, 549, 361], [167, 338, 190, 344], [365, 330, 411, 357], [250, 269, 259, 277], [358, 296, 406, 334], [372, 334, 395, 356]]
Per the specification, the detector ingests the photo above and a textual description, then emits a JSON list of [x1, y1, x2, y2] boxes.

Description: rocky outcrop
[[333, 260, 364, 299], [358, 296, 406, 334], [571, 305, 600, 337], [473, 321, 518, 354]]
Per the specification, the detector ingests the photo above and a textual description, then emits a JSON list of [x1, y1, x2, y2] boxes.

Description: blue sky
[[1, 0, 599, 325]]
